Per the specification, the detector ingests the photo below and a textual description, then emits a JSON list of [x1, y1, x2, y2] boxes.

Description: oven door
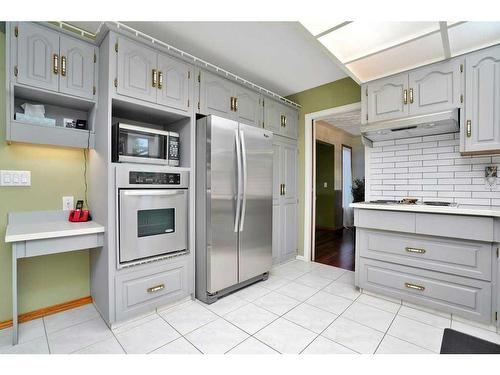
[[118, 189, 188, 264]]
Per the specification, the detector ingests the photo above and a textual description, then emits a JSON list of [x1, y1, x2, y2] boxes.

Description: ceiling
[[68, 21, 348, 96], [301, 21, 500, 83], [319, 110, 361, 136]]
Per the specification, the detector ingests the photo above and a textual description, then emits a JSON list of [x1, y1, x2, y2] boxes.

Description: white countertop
[[5, 215, 105, 243], [350, 202, 500, 218]]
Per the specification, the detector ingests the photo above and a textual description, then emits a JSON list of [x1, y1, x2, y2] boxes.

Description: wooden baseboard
[[0, 296, 92, 330]]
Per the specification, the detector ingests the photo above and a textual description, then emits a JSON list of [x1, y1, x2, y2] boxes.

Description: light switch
[[323, 182, 328, 188], [0, 170, 31, 186]]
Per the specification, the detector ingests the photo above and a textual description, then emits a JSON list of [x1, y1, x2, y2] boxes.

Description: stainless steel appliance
[[112, 123, 180, 166], [116, 165, 189, 266], [196, 115, 273, 303]]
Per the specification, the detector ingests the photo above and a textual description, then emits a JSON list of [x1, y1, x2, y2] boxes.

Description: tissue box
[[15, 113, 56, 127]]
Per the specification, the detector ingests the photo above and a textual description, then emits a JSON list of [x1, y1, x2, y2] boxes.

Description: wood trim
[[461, 149, 500, 156], [0, 296, 92, 330]]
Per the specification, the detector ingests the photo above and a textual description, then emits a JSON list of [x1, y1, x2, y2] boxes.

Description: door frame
[[341, 144, 353, 228], [303, 102, 361, 263]]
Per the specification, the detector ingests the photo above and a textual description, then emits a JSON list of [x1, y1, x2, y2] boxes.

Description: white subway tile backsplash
[[367, 133, 499, 206]]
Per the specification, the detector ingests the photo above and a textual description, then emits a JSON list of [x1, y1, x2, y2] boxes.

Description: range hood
[[361, 109, 459, 142]]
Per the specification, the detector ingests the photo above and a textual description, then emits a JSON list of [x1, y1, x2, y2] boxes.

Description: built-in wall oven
[[116, 165, 189, 266]]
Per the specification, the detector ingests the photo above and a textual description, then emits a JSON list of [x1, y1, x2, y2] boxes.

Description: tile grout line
[[153, 313, 203, 354], [41, 317, 51, 354], [372, 304, 402, 354]]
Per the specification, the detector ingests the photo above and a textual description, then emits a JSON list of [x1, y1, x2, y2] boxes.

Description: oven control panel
[[129, 171, 181, 185]]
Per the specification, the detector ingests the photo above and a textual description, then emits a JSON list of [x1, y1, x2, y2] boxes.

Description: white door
[[157, 54, 191, 112], [282, 203, 297, 261], [464, 45, 500, 153], [409, 58, 463, 116], [59, 36, 95, 100], [366, 74, 409, 122], [199, 70, 235, 118], [282, 142, 297, 205], [233, 86, 262, 128], [263, 98, 282, 134]]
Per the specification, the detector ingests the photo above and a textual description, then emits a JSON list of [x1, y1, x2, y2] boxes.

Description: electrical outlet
[[323, 182, 328, 188], [62, 196, 74, 211], [0, 170, 31, 186]]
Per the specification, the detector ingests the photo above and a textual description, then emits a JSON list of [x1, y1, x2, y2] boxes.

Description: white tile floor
[[1, 259, 499, 354]]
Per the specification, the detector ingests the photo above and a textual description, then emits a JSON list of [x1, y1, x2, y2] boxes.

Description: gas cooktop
[[365, 200, 457, 207]]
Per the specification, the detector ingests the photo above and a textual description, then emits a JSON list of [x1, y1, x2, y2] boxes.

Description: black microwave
[[112, 123, 179, 166]]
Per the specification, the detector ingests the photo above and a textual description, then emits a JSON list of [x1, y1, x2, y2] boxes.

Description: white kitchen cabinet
[[264, 98, 298, 139], [233, 85, 262, 128], [13, 22, 96, 100], [272, 135, 298, 264], [408, 58, 463, 116], [365, 73, 409, 123], [463, 45, 500, 153], [157, 53, 191, 111]]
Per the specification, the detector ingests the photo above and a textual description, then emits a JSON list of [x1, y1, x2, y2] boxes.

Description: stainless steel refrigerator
[[196, 115, 273, 303]]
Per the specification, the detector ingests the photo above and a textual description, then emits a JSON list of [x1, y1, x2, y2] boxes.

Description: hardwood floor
[[314, 227, 355, 271]]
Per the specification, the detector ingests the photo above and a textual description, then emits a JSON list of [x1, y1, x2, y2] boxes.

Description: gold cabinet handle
[[409, 88, 414, 104], [147, 284, 165, 293], [61, 55, 67, 77], [280, 184, 284, 196], [466, 120, 472, 137], [283, 184, 286, 196], [230, 97, 234, 111], [158, 70, 163, 89], [404, 282, 425, 291], [53, 53, 59, 75], [234, 97, 238, 111], [280, 114, 287, 127], [403, 89, 408, 104], [152, 69, 158, 88], [405, 247, 426, 254]]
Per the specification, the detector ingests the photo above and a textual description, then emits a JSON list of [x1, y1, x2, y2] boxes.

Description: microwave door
[[119, 189, 188, 263]]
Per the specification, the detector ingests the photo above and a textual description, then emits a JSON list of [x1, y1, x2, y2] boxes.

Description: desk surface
[[5, 210, 105, 243]]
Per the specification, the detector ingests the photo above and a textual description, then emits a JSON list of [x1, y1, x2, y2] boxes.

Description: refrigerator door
[[238, 124, 273, 282], [207, 117, 241, 293]]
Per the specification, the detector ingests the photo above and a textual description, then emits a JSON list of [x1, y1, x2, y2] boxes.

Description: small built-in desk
[[5, 210, 105, 345]]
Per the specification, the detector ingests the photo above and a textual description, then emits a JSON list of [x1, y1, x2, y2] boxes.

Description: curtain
[[342, 147, 354, 227]]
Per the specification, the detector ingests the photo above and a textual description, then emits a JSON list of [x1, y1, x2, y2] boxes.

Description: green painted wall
[[315, 141, 335, 229], [287, 77, 361, 256], [0, 31, 90, 322]]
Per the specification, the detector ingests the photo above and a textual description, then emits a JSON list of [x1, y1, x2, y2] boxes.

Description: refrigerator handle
[[234, 129, 242, 233], [239, 129, 248, 232]]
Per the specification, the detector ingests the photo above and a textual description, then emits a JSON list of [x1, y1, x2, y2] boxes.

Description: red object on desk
[[68, 209, 90, 222]]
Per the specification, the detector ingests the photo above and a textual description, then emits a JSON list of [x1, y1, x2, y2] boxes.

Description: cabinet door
[[272, 142, 282, 204], [409, 59, 463, 116], [16, 23, 60, 92], [464, 45, 500, 153], [263, 98, 282, 134], [157, 54, 191, 112], [366, 74, 409, 122], [199, 70, 234, 118], [282, 107, 298, 139], [282, 142, 297, 204], [59, 36, 95, 100], [116, 37, 157, 103], [272, 204, 281, 264], [282, 203, 297, 261], [234, 86, 262, 127]]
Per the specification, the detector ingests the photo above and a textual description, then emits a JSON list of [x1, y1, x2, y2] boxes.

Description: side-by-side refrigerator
[[196, 115, 273, 303]]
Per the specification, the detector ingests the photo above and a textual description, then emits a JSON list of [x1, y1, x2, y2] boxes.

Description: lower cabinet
[[114, 256, 192, 322]]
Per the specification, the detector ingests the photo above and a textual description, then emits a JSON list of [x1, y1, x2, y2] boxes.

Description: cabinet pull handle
[[466, 120, 472, 137], [283, 184, 286, 196], [280, 184, 284, 196], [404, 282, 425, 291], [409, 88, 414, 104], [158, 70, 163, 89], [53, 53, 59, 75], [230, 97, 234, 111], [152, 69, 158, 88], [234, 97, 238, 111], [405, 247, 426, 254], [61, 55, 67, 77], [280, 114, 287, 127], [147, 284, 165, 293], [403, 89, 408, 105]]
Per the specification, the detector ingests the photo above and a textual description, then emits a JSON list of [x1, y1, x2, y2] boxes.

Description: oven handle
[[239, 129, 247, 232], [234, 129, 242, 233], [122, 190, 186, 196]]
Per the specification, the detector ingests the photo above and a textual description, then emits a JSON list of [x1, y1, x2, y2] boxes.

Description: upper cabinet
[[263, 98, 298, 139], [463, 45, 500, 153], [13, 22, 96, 101], [115, 36, 193, 112], [198, 70, 263, 128], [362, 58, 463, 123]]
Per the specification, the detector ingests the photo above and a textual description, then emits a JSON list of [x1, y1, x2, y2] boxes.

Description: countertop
[[350, 202, 500, 218], [5, 210, 105, 243]]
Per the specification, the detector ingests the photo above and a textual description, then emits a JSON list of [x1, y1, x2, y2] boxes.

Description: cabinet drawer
[[358, 229, 492, 281], [358, 258, 492, 322], [355, 209, 415, 232], [115, 258, 191, 322], [415, 213, 494, 241]]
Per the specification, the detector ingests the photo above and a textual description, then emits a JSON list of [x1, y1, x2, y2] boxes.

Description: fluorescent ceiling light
[[448, 21, 500, 56], [300, 21, 348, 37]]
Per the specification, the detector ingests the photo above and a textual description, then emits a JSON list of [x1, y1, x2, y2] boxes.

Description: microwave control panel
[[129, 171, 181, 185]]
